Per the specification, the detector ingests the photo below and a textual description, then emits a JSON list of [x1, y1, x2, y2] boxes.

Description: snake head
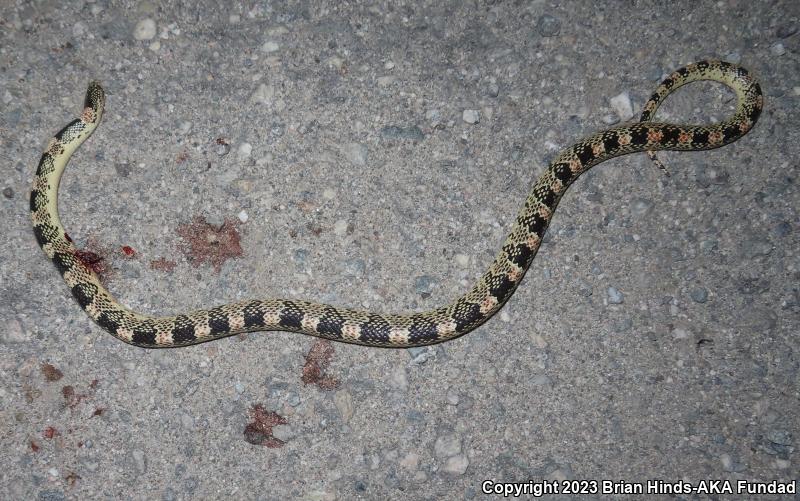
[[83, 81, 106, 124]]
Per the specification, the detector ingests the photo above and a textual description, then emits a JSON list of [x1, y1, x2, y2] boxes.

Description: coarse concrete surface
[[1, 1, 798, 500]]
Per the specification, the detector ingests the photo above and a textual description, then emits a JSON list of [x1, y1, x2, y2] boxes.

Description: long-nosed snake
[[31, 60, 762, 348]]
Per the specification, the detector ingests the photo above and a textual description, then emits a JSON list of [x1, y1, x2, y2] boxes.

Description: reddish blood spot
[[301, 340, 340, 390], [121, 245, 136, 257], [43, 427, 59, 439], [30, 441, 40, 452], [61, 385, 86, 408], [176, 216, 243, 273], [89, 379, 99, 389], [150, 257, 177, 272], [243, 405, 287, 447], [65, 471, 81, 487], [92, 407, 105, 417], [74, 249, 105, 275], [41, 363, 63, 382]]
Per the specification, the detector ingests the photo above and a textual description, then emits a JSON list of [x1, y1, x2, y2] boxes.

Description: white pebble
[[2, 90, 12, 105], [443, 454, 469, 474], [237, 210, 248, 223], [237, 142, 252, 158], [377, 76, 395, 87], [770, 43, 786, 56], [672, 327, 690, 339], [148, 40, 161, 52], [344, 143, 368, 165], [399, 452, 419, 470], [454, 254, 469, 267], [251, 83, 274, 105], [133, 18, 157, 40], [462, 109, 480, 124], [261, 41, 280, 52], [72, 21, 87, 37], [384, 61, 395, 70], [610, 91, 634, 121], [323, 188, 336, 200], [327, 56, 345, 69], [389, 366, 408, 390], [229, 14, 240, 24], [333, 220, 348, 236]]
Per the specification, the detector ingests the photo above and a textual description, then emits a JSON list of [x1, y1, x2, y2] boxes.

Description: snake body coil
[[31, 61, 762, 348]]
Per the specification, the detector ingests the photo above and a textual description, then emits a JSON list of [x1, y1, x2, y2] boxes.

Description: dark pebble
[[380, 125, 424, 142], [777, 23, 798, 38], [536, 14, 561, 37]]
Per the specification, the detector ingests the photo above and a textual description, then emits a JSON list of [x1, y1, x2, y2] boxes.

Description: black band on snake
[[30, 61, 763, 348]]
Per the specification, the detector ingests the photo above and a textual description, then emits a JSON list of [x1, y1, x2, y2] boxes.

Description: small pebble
[[770, 43, 786, 57], [399, 452, 419, 470], [132, 449, 147, 473], [237, 142, 252, 158], [720, 452, 745, 472], [601, 113, 620, 125], [454, 254, 469, 267], [133, 18, 157, 40], [414, 275, 436, 296], [216, 142, 230, 156], [536, 14, 561, 37], [777, 23, 798, 39], [610, 91, 634, 121], [462, 109, 480, 124], [148, 40, 161, 52], [344, 258, 366, 277], [384, 61, 395, 70], [334, 390, 354, 422], [443, 454, 469, 474], [72, 21, 87, 37], [407, 346, 431, 363], [252, 83, 275, 105], [446, 388, 460, 405], [229, 14, 240, 24], [376, 76, 395, 87], [380, 125, 424, 141], [389, 366, 408, 391], [344, 143, 368, 165], [607, 286, 624, 304], [285, 391, 300, 406], [434, 433, 462, 457], [271, 424, 295, 441], [672, 327, 690, 340], [690, 287, 708, 303], [2, 90, 12, 104], [425, 109, 441, 124], [237, 210, 248, 223], [333, 220, 348, 236], [262, 41, 280, 52], [2, 187, 13, 199]]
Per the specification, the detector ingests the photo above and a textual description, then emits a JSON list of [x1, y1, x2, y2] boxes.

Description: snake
[[31, 60, 763, 348]]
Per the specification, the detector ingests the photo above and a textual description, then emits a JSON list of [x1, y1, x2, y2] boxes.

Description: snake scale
[[31, 60, 762, 348]]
